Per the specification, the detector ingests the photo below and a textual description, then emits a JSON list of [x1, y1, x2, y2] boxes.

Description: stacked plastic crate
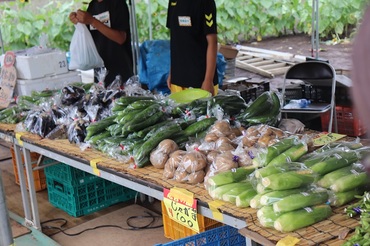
[[45, 162, 137, 217]]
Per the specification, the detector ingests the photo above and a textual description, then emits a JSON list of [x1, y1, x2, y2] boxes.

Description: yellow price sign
[[276, 235, 300, 246], [163, 188, 199, 232], [313, 132, 346, 147]]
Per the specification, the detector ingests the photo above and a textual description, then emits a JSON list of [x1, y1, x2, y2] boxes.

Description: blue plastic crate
[[45, 162, 100, 186], [156, 225, 246, 246]]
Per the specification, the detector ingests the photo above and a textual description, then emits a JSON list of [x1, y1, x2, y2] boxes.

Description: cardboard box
[[219, 45, 239, 59], [1, 50, 69, 79], [15, 71, 81, 96]]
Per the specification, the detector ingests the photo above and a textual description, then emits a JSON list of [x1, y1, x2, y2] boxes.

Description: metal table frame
[[0, 131, 262, 245]]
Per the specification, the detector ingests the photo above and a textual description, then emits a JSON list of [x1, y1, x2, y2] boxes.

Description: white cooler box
[[1, 50, 69, 79], [15, 71, 82, 96]]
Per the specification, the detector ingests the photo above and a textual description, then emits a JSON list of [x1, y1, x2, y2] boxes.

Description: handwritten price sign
[[313, 132, 346, 147], [0, 51, 17, 108], [163, 188, 199, 232]]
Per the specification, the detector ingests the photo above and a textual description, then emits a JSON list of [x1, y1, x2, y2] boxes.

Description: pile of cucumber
[[204, 139, 370, 233], [0, 91, 55, 124], [235, 91, 281, 127], [85, 96, 219, 167]]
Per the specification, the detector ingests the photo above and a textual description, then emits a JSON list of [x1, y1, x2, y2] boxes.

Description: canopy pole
[[311, 0, 320, 59], [128, 0, 140, 75], [0, 168, 14, 246]]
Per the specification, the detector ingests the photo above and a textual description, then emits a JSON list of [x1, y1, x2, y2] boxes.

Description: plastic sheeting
[[138, 40, 226, 95]]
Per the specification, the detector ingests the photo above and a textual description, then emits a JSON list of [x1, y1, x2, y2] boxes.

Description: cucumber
[[255, 162, 306, 179], [330, 172, 369, 192], [115, 96, 155, 106], [207, 166, 255, 188], [121, 139, 145, 156], [244, 91, 281, 125], [267, 142, 308, 166], [111, 104, 126, 112], [273, 189, 329, 213], [89, 131, 111, 145], [107, 123, 123, 137], [126, 100, 158, 109], [317, 165, 354, 188], [235, 188, 258, 208], [212, 94, 247, 116], [250, 192, 268, 209], [85, 115, 116, 141], [209, 182, 241, 200], [170, 132, 189, 147], [125, 111, 165, 133], [274, 205, 332, 232], [329, 189, 364, 207], [124, 103, 160, 126], [118, 108, 148, 125], [257, 205, 281, 228], [309, 151, 359, 175], [222, 182, 254, 203], [253, 136, 298, 167], [261, 170, 316, 190], [103, 136, 127, 145], [183, 117, 217, 137], [236, 91, 272, 120], [134, 123, 182, 168], [259, 188, 307, 206], [137, 120, 172, 138]]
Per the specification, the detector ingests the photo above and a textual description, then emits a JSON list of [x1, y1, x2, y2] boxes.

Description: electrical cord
[[41, 211, 163, 237]]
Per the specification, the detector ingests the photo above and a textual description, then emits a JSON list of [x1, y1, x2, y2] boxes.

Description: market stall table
[[0, 123, 362, 245]]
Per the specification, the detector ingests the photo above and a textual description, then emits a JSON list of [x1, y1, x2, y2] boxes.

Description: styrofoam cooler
[[15, 71, 82, 96], [0, 50, 69, 79]]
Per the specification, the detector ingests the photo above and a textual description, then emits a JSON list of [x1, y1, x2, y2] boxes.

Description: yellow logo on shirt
[[205, 13, 213, 27], [171, 1, 177, 6]]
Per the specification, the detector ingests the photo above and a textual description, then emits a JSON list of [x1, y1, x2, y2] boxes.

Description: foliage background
[[0, 0, 368, 52]]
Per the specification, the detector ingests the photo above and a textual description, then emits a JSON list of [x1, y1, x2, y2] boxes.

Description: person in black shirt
[[69, 0, 133, 87], [166, 0, 218, 95]]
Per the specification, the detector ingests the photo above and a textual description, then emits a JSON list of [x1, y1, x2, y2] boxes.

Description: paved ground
[[231, 34, 352, 91]]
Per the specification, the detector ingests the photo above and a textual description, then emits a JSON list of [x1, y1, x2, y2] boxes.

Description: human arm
[[201, 33, 218, 95], [167, 68, 172, 90], [75, 9, 127, 45]]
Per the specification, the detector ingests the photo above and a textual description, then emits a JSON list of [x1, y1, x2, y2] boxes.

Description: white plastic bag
[[69, 23, 104, 70]]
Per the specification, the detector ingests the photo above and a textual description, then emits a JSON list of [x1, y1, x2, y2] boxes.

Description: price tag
[[0, 51, 17, 108], [276, 235, 300, 246], [163, 188, 199, 232], [313, 132, 346, 147], [90, 159, 102, 176]]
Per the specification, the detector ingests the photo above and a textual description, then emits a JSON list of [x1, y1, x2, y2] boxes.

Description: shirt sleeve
[[111, 0, 130, 31], [203, 0, 217, 35], [166, 0, 175, 29]]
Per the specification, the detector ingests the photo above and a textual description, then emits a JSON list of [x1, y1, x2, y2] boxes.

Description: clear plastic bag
[[69, 23, 104, 70]]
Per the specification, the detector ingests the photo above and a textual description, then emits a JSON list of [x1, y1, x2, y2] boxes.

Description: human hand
[[69, 12, 78, 24], [201, 81, 215, 96], [76, 9, 95, 25]]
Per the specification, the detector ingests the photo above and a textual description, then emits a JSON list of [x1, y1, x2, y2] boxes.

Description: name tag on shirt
[[90, 11, 111, 30], [178, 16, 192, 26]]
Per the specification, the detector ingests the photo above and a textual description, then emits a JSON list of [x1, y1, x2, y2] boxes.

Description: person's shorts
[[170, 84, 219, 95]]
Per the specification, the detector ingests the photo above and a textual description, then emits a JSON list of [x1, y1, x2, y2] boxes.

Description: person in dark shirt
[[166, 0, 218, 95], [352, 5, 370, 173], [69, 0, 133, 87]]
